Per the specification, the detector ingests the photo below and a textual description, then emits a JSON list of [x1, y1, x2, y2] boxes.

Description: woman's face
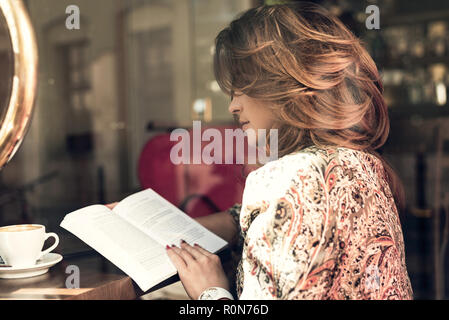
[[228, 92, 276, 134]]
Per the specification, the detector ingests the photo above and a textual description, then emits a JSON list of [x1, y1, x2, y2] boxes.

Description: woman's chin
[[244, 128, 258, 148]]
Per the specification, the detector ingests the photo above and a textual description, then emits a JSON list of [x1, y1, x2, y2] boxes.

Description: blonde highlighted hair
[[214, 2, 405, 211]]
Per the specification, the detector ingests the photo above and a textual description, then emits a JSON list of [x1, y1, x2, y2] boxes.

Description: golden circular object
[[0, 0, 38, 169]]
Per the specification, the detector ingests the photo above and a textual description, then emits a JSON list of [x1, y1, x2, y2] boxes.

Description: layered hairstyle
[[214, 2, 405, 211]]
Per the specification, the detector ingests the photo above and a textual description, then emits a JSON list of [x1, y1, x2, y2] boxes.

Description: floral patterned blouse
[[227, 145, 413, 300]]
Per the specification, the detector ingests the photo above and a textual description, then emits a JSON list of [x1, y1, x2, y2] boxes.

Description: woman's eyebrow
[[231, 90, 243, 98]]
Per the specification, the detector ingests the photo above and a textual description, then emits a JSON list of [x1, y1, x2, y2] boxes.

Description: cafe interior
[[0, 0, 449, 300]]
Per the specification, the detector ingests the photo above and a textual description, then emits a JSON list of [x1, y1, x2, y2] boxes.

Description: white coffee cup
[[0, 224, 59, 268]]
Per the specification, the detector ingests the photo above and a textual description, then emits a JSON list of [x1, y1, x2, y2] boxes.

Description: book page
[[113, 189, 228, 253], [60, 205, 176, 292]]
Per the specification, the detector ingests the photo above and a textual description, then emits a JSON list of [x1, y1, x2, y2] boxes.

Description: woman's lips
[[241, 121, 250, 130]]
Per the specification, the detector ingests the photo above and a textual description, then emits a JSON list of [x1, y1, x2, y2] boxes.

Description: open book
[[60, 189, 228, 292]]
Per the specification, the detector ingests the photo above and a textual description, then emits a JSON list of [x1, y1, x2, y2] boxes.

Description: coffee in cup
[[0, 224, 59, 268]]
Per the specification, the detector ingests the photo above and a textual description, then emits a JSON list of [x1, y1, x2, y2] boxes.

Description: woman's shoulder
[[243, 145, 331, 200], [248, 144, 369, 180], [245, 145, 383, 196], [244, 146, 321, 192]]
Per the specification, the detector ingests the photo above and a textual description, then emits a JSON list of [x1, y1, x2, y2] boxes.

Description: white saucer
[[0, 253, 63, 279]]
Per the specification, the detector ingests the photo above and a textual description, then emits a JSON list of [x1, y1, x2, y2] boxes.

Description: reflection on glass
[[0, 8, 13, 125]]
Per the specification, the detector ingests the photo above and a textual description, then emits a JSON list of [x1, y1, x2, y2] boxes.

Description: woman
[[165, 2, 413, 300]]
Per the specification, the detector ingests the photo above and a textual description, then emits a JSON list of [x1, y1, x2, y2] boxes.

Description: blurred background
[[0, 0, 449, 299]]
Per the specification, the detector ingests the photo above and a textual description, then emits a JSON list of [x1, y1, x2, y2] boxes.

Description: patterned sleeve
[[224, 203, 244, 297], [242, 163, 339, 299], [227, 203, 243, 250]]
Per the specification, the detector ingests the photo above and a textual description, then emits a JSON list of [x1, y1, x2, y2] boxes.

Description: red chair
[[138, 133, 185, 207], [137, 125, 250, 218]]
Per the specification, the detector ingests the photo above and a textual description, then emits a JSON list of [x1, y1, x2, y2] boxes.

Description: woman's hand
[[166, 240, 230, 300], [106, 203, 231, 298]]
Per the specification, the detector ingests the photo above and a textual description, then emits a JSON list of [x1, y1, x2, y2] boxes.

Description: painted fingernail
[[166, 245, 171, 250], [194, 243, 199, 247], [171, 244, 177, 248], [180, 239, 186, 244]]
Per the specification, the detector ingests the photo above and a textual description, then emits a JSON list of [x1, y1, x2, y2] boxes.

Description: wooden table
[[0, 251, 179, 300]]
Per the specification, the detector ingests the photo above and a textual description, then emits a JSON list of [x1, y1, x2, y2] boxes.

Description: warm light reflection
[[436, 82, 447, 106], [11, 288, 93, 296]]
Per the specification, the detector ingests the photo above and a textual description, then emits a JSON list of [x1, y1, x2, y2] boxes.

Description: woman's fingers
[[165, 245, 187, 271], [191, 243, 214, 257], [105, 202, 119, 210], [166, 241, 216, 273], [180, 241, 208, 260], [170, 244, 196, 265]]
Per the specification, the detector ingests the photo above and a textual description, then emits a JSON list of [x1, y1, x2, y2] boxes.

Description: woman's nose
[[228, 97, 242, 115]]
